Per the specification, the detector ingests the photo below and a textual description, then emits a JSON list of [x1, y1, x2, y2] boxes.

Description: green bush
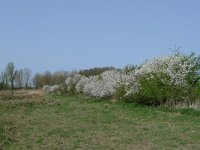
[[129, 74, 186, 106], [119, 52, 200, 107], [0, 82, 9, 90]]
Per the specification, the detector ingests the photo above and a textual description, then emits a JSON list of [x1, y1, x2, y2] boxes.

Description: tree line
[[0, 62, 32, 90], [0, 62, 115, 90]]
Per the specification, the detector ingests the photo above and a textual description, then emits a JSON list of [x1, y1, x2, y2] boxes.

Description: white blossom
[[86, 71, 118, 97], [64, 52, 198, 100], [42, 85, 61, 93], [134, 53, 194, 86], [65, 74, 82, 92]]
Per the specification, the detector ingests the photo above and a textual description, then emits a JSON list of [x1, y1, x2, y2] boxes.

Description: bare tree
[[33, 73, 43, 89], [51, 71, 68, 85], [15, 69, 23, 88], [5, 62, 17, 90], [43, 71, 52, 85], [15, 68, 32, 89], [33, 71, 68, 89], [23, 68, 32, 89]]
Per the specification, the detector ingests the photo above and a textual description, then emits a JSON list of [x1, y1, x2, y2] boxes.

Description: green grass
[[0, 94, 199, 150]]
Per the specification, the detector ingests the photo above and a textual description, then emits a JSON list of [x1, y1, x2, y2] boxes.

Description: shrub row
[[60, 51, 200, 107]]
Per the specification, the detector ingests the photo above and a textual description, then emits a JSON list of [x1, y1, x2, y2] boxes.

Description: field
[[0, 91, 200, 150]]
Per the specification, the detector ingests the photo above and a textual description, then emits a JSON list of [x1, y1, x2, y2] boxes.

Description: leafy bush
[[124, 51, 200, 106]]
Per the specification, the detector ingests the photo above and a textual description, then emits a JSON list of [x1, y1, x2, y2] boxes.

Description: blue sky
[[0, 0, 200, 74]]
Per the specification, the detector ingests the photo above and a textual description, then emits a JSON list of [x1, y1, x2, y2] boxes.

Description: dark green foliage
[[114, 85, 127, 101], [0, 82, 9, 90], [79, 66, 115, 77], [130, 75, 185, 106], [123, 65, 137, 74], [59, 84, 68, 95]]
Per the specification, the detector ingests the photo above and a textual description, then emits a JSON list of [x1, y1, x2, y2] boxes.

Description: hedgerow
[[63, 51, 200, 108]]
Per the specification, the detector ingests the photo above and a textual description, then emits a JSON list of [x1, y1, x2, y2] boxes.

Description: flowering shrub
[[76, 70, 121, 98], [42, 85, 61, 93], [65, 74, 82, 94], [42, 85, 49, 93], [126, 52, 200, 106], [134, 52, 199, 86], [84, 79, 111, 98], [64, 51, 200, 107], [75, 76, 90, 94]]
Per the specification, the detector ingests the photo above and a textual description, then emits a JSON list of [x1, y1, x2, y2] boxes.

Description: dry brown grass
[[175, 101, 200, 110], [0, 90, 45, 101]]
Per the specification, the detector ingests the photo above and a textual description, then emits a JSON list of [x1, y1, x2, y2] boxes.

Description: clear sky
[[0, 0, 200, 74]]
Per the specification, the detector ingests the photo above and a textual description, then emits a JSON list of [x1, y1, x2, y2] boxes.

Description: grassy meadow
[[0, 90, 199, 150]]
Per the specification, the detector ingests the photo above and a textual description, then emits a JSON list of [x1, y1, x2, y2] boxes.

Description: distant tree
[[79, 67, 115, 77], [51, 71, 68, 85], [123, 65, 137, 74], [0, 71, 9, 90], [23, 68, 32, 89], [43, 71, 52, 85], [33, 71, 68, 89], [33, 71, 51, 89], [5, 62, 17, 90], [15, 69, 23, 88], [33, 73, 43, 89]]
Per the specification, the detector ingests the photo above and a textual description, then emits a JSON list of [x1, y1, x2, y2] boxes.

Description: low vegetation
[[0, 91, 199, 150]]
